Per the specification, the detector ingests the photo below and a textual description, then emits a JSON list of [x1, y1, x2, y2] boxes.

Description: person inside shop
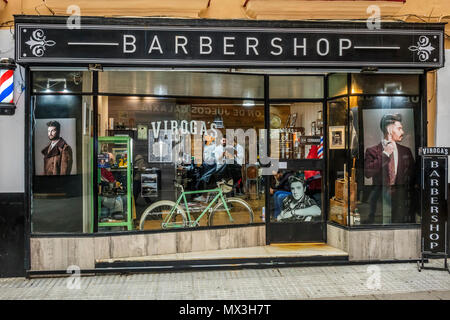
[[194, 133, 219, 193], [364, 113, 415, 224], [194, 136, 244, 199], [270, 170, 294, 219], [277, 174, 321, 222], [215, 137, 245, 194]]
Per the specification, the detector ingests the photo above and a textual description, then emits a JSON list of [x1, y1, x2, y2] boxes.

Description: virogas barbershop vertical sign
[[421, 147, 449, 253]]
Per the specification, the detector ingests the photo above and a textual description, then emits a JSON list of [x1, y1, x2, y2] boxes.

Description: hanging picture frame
[[329, 126, 345, 149], [137, 124, 148, 140]]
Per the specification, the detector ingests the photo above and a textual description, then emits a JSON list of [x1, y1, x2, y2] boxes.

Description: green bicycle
[[139, 179, 254, 230]]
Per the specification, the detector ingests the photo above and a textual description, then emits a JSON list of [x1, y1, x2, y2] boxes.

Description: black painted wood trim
[[14, 15, 446, 31]]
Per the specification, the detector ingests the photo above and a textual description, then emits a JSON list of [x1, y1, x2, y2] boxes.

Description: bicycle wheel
[[209, 197, 254, 226], [139, 200, 187, 230]]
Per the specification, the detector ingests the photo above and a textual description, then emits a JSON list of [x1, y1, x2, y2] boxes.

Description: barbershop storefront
[[15, 15, 445, 275]]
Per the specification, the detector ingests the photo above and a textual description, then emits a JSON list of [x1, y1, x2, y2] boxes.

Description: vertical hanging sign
[[420, 147, 449, 253]]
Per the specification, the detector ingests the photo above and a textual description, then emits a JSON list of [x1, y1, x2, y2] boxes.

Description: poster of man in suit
[[363, 109, 415, 223]]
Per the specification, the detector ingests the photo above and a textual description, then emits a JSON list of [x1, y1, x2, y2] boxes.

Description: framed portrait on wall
[[34, 118, 77, 176], [137, 124, 148, 140], [362, 108, 415, 186], [329, 126, 345, 149]]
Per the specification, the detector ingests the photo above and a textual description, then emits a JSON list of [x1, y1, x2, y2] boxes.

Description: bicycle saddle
[[217, 179, 233, 193]]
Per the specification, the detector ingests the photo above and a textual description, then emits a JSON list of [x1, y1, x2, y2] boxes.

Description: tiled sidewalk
[[0, 259, 449, 300]]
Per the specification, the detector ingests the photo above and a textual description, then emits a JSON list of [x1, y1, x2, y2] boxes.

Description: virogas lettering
[[150, 120, 211, 138]]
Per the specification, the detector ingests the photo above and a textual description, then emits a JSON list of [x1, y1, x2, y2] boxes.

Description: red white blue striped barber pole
[[0, 69, 14, 104], [318, 136, 324, 159]]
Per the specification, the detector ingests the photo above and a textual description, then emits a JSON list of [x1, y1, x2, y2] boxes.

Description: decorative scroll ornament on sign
[[24, 29, 56, 57], [408, 36, 435, 62]]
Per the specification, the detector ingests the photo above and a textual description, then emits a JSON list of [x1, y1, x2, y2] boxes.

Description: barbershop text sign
[[421, 152, 448, 253], [15, 23, 443, 67]]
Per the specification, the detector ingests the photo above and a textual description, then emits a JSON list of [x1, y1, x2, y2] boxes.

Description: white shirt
[[203, 143, 217, 165], [382, 139, 398, 175], [49, 138, 61, 151], [215, 144, 244, 165]]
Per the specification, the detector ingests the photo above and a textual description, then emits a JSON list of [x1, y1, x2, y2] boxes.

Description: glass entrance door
[[266, 76, 326, 243]]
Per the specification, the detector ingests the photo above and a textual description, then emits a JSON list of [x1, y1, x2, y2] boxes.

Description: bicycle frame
[[163, 187, 233, 228]]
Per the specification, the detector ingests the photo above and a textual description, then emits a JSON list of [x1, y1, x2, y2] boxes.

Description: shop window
[[327, 97, 350, 226], [98, 71, 264, 99], [351, 95, 420, 225], [269, 76, 324, 99], [328, 73, 348, 98], [327, 74, 421, 227], [32, 71, 92, 94], [267, 100, 324, 240], [31, 95, 93, 233], [98, 95, 266, 232], [31, 71, 93, 233], [351, 74, 420, 95], [270, 102, 323, 160]]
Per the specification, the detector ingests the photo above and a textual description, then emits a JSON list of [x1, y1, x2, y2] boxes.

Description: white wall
[[436, 49, 450, 180], [0, 30, 25, 193]]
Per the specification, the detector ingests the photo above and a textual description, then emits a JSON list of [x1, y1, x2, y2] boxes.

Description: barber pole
[[0, 58, 16, 115], [0, 68, 14, 103], [318, 136, 324, 159]]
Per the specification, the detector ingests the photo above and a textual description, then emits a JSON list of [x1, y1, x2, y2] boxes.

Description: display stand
[[97, 136, 134, 231], [417, 147, 450, 273], [418, 221, 449, 273]]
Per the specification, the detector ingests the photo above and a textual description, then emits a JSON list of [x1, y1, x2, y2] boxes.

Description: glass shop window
[[270, 102, 324, 160], [96, 71, 266, 232], [352, 95, 420, 225], [269, 76, 324, 99], [97, 95, 266, 232], [351, 74, 420, 95], [99, 71, 264, 99], [269, 169, 323, 223], [32, 71, 92, 94], [327, 74, 421, 227], [327, 97, 351, 226], [31, 72, 93, 233], [328, 73, 348, 98]]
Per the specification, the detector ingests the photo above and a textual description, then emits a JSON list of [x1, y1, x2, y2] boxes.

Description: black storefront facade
[[11, 15, 446, 276]]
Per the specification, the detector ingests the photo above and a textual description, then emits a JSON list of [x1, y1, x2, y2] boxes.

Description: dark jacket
[[41, 138, 73, 175], [364, 142, 414, 186], [272, 171, 294, 192]]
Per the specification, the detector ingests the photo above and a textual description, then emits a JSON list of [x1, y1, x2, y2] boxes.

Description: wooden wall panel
[[30, 225, 266, 271], [30, 237, 95, 271]]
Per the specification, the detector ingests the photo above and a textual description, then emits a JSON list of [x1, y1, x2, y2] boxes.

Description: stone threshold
[[96, 243, 349, 264]]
